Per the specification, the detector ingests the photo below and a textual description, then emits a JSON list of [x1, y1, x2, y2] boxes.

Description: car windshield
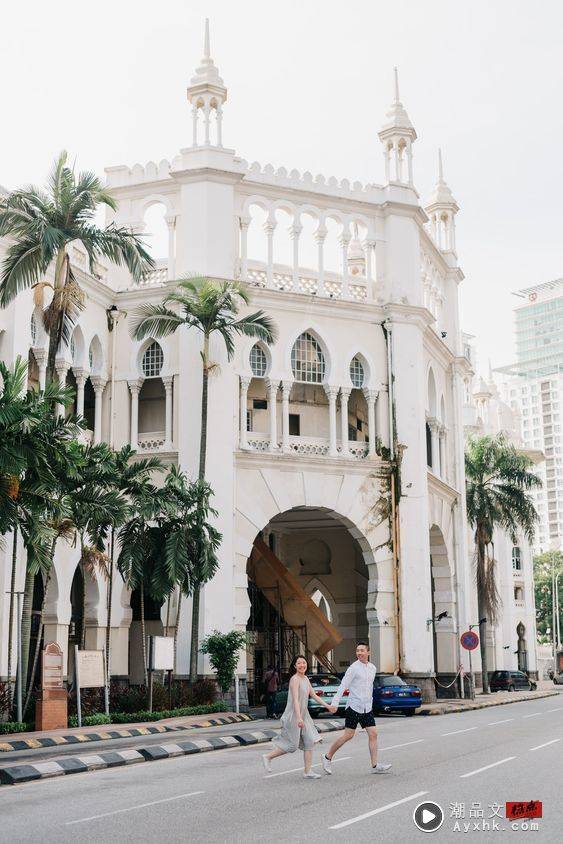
[[376, 675, 407, 687], [310, 675, 340, 687], [492, 672, 508, 678]]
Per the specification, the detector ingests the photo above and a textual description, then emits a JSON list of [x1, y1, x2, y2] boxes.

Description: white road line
[[487, 718, 514, 726], [329, 791, 428, 830], [265, 756, 351, 778], [522, 712, 542, 719], [546, 707, 563, 712], [65, 792, 204, 825], [382, 739, 425, 751], [460, 757, 516, 778], [529, 739, 560, 752], [442, 727, 478, 737]]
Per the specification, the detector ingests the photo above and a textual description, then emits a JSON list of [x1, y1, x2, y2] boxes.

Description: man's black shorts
[[344, 708, 376, 730]]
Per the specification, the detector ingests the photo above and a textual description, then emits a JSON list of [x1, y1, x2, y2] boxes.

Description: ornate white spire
[[425, 148, 459, 253], [378, 68, 417, 186], [427, 148, 458, 208], [187, 19, 227, 148]]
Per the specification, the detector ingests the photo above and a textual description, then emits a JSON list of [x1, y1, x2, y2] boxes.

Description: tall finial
[[394, 66, 400, 103], [204, 18, 210, 60], [438, 148, 444, 183]]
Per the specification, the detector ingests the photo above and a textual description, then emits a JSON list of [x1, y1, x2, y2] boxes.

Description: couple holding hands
[[262, 642, 391, 778]]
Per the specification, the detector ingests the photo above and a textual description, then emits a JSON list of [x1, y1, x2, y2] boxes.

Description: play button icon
[[413, 801, 444, 833]]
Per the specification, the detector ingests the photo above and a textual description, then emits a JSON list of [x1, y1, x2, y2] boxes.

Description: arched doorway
[[516, 623, 527, 672], [246, 507, 370, 704], [428, 525, 457, 696]]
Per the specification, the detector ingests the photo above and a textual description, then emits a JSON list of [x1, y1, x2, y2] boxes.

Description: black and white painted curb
[[0, 720, 345, 785]]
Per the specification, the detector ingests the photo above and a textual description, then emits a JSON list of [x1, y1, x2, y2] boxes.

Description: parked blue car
[[372, 674, 422, 716]]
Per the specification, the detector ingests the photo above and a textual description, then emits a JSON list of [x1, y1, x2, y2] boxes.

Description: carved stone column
[[90, 376, 107, 444], [363, 388, 378, 458], [239, 376, 251, 449], [281, 380, 293, 452], [340, 387, 351, 456], [162, 375, 174, 450], [128, 379, 143, 449], [266, 378, 279, 451], [324, 385, 339, 456]]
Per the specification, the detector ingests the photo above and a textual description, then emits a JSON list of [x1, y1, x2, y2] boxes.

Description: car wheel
[[405, 709, 415, 717], [508, 684, 515, 692], [310, 710, 319, 719]]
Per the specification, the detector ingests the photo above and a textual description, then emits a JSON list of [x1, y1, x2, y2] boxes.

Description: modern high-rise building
[[498, 278, 563, 550]]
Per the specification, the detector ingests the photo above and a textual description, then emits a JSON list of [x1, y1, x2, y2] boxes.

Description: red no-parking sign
[[460, 630, 479, 651]]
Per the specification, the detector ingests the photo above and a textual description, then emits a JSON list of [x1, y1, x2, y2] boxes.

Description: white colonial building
[[1, 23, 487, 702]]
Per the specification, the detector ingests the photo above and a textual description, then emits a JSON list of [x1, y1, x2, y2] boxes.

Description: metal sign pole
[[235, 675, 240, 714], [16, 591, 23, 723], [469, 649, 475, 700], [75, 645, 82, 728], [148, 636, 154, 714], [102, 646, 109, 716]]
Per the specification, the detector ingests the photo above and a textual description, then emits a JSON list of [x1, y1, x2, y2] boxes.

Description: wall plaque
[[42, 642, 64, 690]]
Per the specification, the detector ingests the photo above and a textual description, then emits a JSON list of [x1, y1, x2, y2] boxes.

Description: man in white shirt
[[322, 641, 391, 774]]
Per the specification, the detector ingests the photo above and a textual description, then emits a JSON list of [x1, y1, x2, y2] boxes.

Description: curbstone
[[0, 713, 254, 754], [0, 721, 344, 787], [419, 689, 558, 716]]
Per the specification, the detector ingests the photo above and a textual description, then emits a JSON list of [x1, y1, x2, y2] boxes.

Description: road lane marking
[[460, 757, 515, 778], [382, 739, 425, 751], [522, 712, 542, 718], [442, 727, 478, 737], [546, 707, 563, 712], [329, 791, 428, 830], [265, 756, 351, 778], [529, 739, 560, 752], [65, 792, 204, 825], [487, 718, 513, 725]]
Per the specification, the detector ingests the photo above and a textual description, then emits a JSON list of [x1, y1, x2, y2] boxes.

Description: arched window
[[249, 344, 267, 377], [30, 313, 37, 345], [350, 356, 365, 388], [426, 422, 432, 467], [512, 547, 522, 572], [291, 332, 325, 383], [142, 341, 164, 378]]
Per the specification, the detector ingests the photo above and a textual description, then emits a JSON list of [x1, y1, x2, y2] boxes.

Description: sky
[[2, 0, 562, 372]]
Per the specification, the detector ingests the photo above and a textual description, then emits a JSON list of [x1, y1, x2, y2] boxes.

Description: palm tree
[[152, 467, 221, 671], [0, 357, 79, 705], [131, 277, 276, 680], [465, 433, 541, 693], [103, 447, 163, 707], [0, 151, 155, 380]]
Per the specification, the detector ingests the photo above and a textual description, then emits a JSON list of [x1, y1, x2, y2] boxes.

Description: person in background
[[263, 664, 280, 719]]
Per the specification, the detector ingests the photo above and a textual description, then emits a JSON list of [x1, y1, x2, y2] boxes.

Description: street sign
[[460, 630, 479, 651], [76, 649, 105, 688], [151, 636, 174, 671]]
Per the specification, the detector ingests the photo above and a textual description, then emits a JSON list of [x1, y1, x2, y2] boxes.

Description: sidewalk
[[420, 685, 559, 715], [0, 711, 252, 753]]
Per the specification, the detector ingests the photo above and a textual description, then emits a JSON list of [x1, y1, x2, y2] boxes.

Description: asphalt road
[[1, 693, 561, 843]]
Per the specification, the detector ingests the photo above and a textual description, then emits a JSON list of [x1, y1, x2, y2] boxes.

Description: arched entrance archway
[[429, 524, 458, 695], [517, 622, 527, 672], [245, 507, 370, 703]]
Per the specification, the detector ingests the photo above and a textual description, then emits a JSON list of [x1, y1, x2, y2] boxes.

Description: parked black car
[[489, 670, 537, 692]]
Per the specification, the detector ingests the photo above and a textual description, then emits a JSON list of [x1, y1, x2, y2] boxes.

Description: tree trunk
[[20, 566, 36, 699], [104, 530, 115, 714], [477, 539, 489, 695], [189, 334, 210, 682], [46, 251, 69, 383], [173, 590, 182, 675], [6, 529, 18, 710], [140, 586, 148, 687], [22, 543, 56, 719]]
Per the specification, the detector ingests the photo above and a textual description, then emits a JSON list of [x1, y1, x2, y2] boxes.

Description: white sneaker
[[321, 754, 332, 775], [303, 770, 321, 779], [262, 754, 272, 774], [372, 762, 392, 774]]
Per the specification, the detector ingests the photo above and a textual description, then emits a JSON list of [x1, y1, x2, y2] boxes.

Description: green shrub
[[200, 630, 247, 693], [0, 721, 34, 735], [110, 701, 226, 724], [68, 713, 112, 728]]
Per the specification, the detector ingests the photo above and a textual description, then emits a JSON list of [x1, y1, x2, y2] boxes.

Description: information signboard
[[151, 636, 175, 671], [76, 649, 105, 688]]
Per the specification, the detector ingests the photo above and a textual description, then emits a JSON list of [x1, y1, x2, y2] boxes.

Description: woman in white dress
[[262, 655, 334, 779]]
